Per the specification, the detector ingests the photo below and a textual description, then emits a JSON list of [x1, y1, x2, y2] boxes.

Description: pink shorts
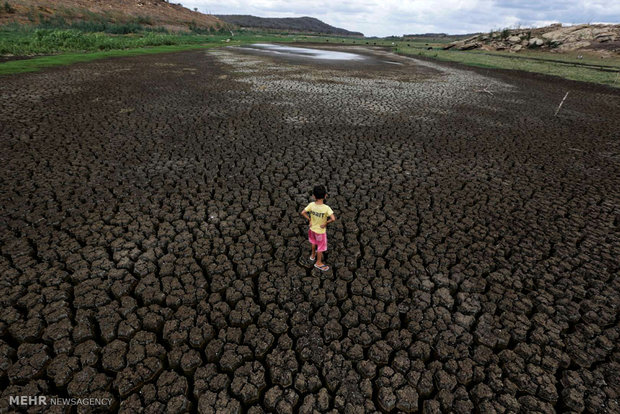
[[308, 229, 327, 252]]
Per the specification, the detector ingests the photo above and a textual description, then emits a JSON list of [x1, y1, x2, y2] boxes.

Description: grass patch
[[0, 28, 221, 55], [0, 43, 229, 75], [396, 46, 620, 88], [2, 23, 619, 88]]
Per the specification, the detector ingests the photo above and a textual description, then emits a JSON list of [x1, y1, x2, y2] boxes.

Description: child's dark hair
[[313, 185, 326, 200]]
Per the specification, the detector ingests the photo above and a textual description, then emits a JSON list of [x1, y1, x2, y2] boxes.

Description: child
[[301, 185, 336, 271]]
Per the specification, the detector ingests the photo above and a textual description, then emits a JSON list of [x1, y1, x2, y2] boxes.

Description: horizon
[[180, 0, 620, 37]]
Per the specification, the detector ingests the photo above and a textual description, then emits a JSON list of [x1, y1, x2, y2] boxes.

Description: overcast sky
[[180, 0, 620, 37]]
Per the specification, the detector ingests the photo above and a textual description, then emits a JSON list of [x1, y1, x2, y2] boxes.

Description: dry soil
[[0, 45, 619, 413]]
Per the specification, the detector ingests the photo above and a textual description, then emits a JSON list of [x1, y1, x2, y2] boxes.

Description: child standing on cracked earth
[[301, 185, 336, 271]]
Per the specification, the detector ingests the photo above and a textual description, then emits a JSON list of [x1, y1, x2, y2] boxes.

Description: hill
[[444, 23, 620, 56], [215, 15, 363, 37], [0, 0, 225, 32], [403, 33, 473, 40]]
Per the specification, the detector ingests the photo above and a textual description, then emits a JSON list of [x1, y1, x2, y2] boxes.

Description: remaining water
[[240, 43, 366, 61]]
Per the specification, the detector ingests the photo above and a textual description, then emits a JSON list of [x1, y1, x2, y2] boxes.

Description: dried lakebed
[[0, 45, 619, 413]]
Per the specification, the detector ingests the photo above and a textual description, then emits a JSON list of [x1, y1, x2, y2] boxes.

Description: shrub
[[34, 29, 94, 51], [106, 22, 142, 34], [3, 1, 15, 13], [146, 26, 168, 33], [26, 6, 36, 22], [35, 16, 165, 35], [134, 15, 153, 25], [545, 39, 560, 49], [37, 15, 69, 29], [69, 20, 107, 32], [188, 20, 214, 34], [0, 23, 212, 55], [500, 28, 510, 39]]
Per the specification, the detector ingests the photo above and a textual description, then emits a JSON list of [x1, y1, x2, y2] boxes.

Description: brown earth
[[0, 46, 619, 412], [0, 0, 224, 31]]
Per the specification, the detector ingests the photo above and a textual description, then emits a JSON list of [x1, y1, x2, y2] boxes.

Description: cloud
[[180, 0, 620, 36]]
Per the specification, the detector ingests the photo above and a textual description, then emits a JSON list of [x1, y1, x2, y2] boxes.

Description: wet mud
[[0, 45, 619, 413]]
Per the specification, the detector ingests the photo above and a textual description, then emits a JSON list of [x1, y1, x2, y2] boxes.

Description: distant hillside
[[445, 23, 620, 55], [0, 0, 225, 32], [216, 15, 363, 37], [404, 33, 473, 40], [403, 33, 474, 42]]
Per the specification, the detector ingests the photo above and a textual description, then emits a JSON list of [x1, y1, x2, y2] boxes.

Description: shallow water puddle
[[239, 43, 367, 61]]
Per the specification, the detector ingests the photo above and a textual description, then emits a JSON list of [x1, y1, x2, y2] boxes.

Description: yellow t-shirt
[[305, 202, 333, 234]]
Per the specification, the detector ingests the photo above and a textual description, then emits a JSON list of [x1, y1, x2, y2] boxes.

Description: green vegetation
[[0, 43, 227, 75], [0, 26, 356, 75], [0, 28, 218, 55], [0, 21, 369, 73], [1, 21, 619, 88], [396, 45, 620, 88], [36, 15, 167, 34], [0, 22, 299, 57]]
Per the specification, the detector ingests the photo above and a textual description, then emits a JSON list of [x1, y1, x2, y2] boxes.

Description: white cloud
[[180, 0, 620, 36]]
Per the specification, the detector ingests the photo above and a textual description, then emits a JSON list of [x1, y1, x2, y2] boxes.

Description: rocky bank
[[444, 23, 620, 56]]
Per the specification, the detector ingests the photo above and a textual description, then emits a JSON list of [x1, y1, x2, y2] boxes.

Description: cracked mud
[[0, 45, 619, 413]]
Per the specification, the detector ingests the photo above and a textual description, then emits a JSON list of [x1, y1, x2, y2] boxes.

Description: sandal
[[314, 263, 330, 272]]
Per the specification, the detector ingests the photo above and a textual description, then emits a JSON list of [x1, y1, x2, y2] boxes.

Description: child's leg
[[308, 229, 317, 260], [316, 251, 323, 266], [315, 232, 328, 267]]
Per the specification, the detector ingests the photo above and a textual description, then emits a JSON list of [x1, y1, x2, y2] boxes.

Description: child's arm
[[321, 214, 336, 229], [301, 210, 311, 225]]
